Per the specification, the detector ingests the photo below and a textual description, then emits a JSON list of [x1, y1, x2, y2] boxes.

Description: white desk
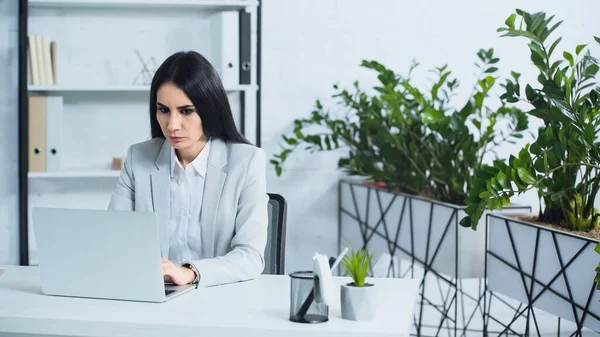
[[0, 266, 419, 337]]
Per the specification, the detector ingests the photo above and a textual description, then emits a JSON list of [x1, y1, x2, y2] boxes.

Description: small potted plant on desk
[[340, 247, 376, 321]]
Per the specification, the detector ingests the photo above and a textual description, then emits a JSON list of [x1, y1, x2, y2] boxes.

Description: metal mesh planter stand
[[338, 179, 531, 336], [484, 213, 600, 336]]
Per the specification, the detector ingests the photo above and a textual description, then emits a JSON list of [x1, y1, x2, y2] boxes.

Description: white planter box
[[487, 213, 600, 333], [339, 179, 530, 279]]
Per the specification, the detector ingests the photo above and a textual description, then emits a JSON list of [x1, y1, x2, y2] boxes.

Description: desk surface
[[0, 266, 420, 337]]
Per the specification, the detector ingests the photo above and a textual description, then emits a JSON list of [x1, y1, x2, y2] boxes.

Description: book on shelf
[[27, 35, 57, 86]]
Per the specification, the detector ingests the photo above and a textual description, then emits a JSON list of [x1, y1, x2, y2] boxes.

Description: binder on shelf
[[45, 96, 63, 172], [28, 96, 46, 172], [210, 11, 240, 86], [239, 10, 251, 85]]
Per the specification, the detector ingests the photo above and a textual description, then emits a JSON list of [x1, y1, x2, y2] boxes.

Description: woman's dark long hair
[[149, 51, 250, 144]]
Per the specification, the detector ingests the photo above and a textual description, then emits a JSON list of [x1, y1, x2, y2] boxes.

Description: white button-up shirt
[[167, 139, 211, 265]]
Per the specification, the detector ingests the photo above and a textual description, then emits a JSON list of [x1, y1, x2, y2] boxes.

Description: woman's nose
[[167, 113, 181, 131]]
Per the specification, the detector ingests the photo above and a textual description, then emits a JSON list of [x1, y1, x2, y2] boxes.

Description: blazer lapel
[[200, 138, 228, 258], [151, 139, 171, 258]]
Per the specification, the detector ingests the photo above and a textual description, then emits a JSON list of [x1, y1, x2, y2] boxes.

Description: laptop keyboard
[[165, 289, 176, 296]]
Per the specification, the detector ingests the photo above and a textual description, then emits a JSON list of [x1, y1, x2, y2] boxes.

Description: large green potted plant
[[461, 9, 600, 334], [271, 54, 529, 205], [271, 49, 530, 276]]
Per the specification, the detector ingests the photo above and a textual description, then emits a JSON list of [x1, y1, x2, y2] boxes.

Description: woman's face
[[156, 81, 206, 150]]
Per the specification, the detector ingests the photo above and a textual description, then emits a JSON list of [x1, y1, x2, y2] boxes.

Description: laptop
[[31, 207, 195, 303]]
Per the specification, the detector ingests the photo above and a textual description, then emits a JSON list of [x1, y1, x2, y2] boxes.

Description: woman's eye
[[181, 109, 194, 115], [157, 107, 168, 113]]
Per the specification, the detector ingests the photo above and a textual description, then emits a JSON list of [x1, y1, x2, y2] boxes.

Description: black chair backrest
[[264, 193, 287, 275]]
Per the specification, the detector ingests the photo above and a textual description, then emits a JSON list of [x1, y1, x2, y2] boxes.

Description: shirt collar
[[170, 138, 211, 178]]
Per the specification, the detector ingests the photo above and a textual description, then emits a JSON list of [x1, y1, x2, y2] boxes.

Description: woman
[[108, 51, 268, 288]]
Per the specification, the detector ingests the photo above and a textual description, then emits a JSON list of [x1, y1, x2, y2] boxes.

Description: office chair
[[264, 193, 287, 275]]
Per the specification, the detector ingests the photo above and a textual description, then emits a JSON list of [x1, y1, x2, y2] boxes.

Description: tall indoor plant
[[460, 9, 600, 334], [271, 52, 529, 205]]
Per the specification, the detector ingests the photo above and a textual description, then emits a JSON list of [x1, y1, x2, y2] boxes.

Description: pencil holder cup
[[289, 271, 328, 323]]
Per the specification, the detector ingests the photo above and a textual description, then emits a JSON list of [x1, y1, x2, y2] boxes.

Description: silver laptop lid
[[32, 207, 166, 302]]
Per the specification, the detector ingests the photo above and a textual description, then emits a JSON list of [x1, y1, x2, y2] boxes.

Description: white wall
[[261, 0, 600, 272], [0, 0, 20, 265], [2, 0, 599, 270]]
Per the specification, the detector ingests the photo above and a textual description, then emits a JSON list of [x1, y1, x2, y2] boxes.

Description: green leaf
[[548, 37, 562, 57], [324, 136, 332, 150], [586, 64, 600, 77], [479, 191, 493, 199], [530, 142, 542, 155], [517, 167, 536, 185], [519, 146, 532, 164], [497, 171, 510, 189], [525, 84, 536, 101], [542, 80, 564, 100], [530, 46, 547, 70], [595, 36, 600, 45], [474, 92, 484, 109], [563, 51, 574, 66], [459, 217, 472, 228], [485, 67, 499, 73], [422, 108, 445, 124], [505, 13, 517, 28], [283, 135, 298, 145], [541, 20, 563, 42], [534, 157, 545, 172], [576, 44, 587, 55], [511, 168, 526, 189], [491, 177, 504, 192]]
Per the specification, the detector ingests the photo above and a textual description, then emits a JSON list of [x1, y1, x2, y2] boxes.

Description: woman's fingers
[[161, 258, 176, 283]]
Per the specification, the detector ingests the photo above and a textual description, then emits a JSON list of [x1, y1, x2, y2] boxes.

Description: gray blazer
[[107, 137, 268, 287]]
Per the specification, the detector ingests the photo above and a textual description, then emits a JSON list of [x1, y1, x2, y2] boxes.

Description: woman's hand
[[161, 257, 196, 285]]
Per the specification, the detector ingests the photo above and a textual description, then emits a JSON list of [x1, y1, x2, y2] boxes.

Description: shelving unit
[[28, 0, 259, 10], [28, 84, 258, 93], [28, 170, 121, 178], [19, 0, 263, 266]]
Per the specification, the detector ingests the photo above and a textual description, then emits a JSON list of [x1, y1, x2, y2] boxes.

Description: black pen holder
[[289, 271, 328, 323]]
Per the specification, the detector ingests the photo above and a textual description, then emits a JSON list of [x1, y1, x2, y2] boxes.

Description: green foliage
[[339, 247, 373, 286], [461, 9, 600, 233], [271, 50, 528, 205]]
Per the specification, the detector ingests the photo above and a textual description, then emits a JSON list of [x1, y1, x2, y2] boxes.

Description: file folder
[[45, 96, 63, 172], [28, 96, 46, 172], [210, 11, 240, 86], [239, 10, 251, 85]]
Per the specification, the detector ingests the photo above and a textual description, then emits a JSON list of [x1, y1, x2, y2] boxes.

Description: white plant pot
[[339, 179, 530, 278], [341, 283, 377, 321], [487, 213, 600, 332]]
